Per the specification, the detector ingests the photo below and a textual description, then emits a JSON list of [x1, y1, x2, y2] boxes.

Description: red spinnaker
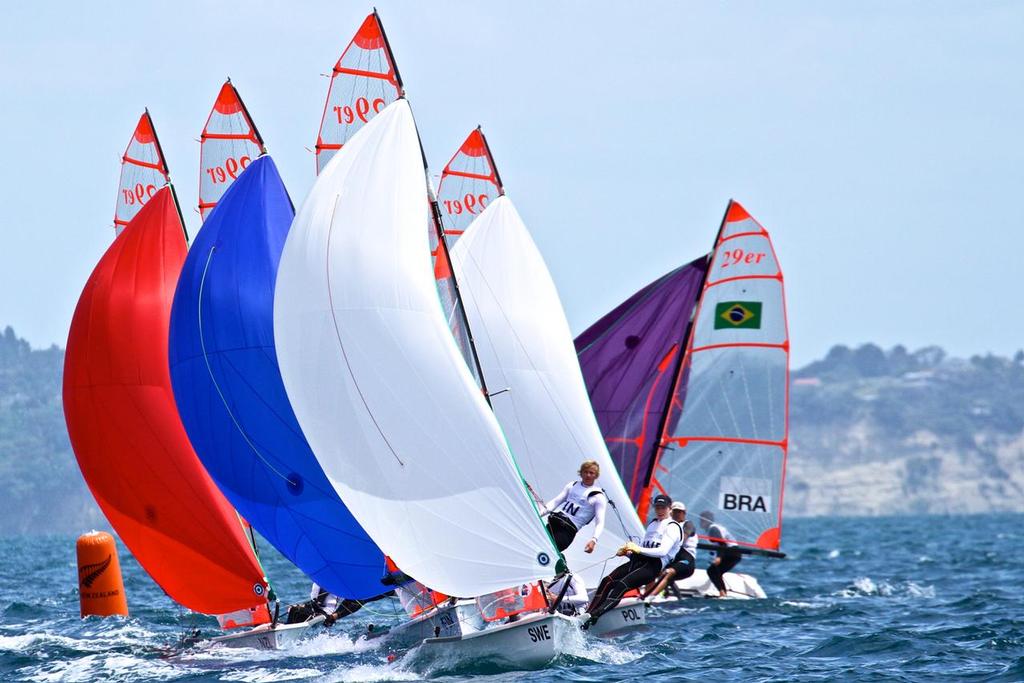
[[64, 187, 271, 617]]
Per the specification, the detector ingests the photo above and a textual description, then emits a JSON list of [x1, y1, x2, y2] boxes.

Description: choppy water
[[1, 513, 1022, 681]]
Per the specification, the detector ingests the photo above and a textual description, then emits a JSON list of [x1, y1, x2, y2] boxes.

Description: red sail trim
[[717, 229, 766, 244], [202, 132, 260, 142], [665, 435, 787, 449], [437, 127, 504, 240], [443, 169, 499, 183], [113, 111, 170, 234], [198, 80, 266, 220], [352, 12, 386, 50], [122, 157, 165, 172]]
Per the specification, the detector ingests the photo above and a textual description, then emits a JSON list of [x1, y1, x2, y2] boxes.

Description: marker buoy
[[76, 531, 128, 617]]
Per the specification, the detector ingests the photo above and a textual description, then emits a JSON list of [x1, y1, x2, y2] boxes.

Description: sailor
[[286, 583, 364, 625], [581, 493, 682, 627], [544, 573, 589, 615], [642, 500, 697, 599], [543, 460, 607, 553], [700, 511, 742, 598]]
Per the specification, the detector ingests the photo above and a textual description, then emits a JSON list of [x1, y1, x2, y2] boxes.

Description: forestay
[[198, 80, 266, 220], [655, 201, 789, 551], [315, 11, 402, 174], [450, 196, 644, 588], [168, 156, 388, 600], [575, 258, 708, 509], [64, 187, 271, 619], [274, 100, 558, 597], [113, 111, 169, 235], [437, 128, 503, 243]]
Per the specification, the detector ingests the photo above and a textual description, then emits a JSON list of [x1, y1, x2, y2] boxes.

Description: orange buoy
[[76, 531, 128, 617]]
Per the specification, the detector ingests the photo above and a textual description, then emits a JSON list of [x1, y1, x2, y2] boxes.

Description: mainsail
[[437, 128, 503, 243], [274, 100, 558, 597], [169, 156, 388, 599], [64, 186, 271, 618], [653, 201, 789, 551], [113, 110, 169, 235], [450, 195, 644, 589], [314, 11, 402, 175], [198, 80, 266, 220], [575, 258, 708, 507]]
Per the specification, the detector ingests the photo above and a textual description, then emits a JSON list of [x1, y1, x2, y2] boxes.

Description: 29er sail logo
[[79, 554, 111, 589]]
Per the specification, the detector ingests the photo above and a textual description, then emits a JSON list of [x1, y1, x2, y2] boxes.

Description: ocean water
[[1, 513, 1021, 681]]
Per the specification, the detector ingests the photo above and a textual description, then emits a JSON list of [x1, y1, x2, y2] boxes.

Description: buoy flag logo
[[79, 554, 111, 589], [714, 301, 762, 329]]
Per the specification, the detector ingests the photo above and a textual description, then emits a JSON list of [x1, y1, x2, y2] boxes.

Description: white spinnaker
[[450, 197, 644, 588], [273, 101, 557, 597]]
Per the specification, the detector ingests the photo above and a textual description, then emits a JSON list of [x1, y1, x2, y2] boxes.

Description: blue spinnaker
[[169, 155, 387, 599]]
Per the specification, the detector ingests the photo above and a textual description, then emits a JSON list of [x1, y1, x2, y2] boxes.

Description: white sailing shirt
[[636, 518, 684, 569], [545, 480, 607, 540], [546, 573, 589, 609], [679, 519, 698, 560]]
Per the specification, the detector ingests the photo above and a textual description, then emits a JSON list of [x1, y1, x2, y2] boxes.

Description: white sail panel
[[315, 12, 402, 175], [274, 101, 557, 597], [437, 129, 503, 243], [657, 201, 789, 551], [198, 81, 265, 220], [450, 197, 644, 589], [114, 111, 168, 235]]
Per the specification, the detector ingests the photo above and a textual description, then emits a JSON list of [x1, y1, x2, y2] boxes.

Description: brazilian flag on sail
[[714, 301, 762, 329]]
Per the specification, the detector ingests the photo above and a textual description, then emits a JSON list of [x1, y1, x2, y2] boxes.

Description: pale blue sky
[[1, 1, 1021, 367]]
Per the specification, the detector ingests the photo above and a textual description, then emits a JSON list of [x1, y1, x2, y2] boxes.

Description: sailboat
[[274, 98, 580, 666], [576, 200, 788, 600], [113, 110, 168, 235], [64, 132, 277, 639], [168, 82, 389, 613], [443, 128, 647, 634]]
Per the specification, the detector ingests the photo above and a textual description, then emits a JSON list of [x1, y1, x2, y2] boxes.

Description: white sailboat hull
[[586, 596, 647, 636], [362, 600, 485, 649], [416, 611, 578, 670], [207, 615, 326, 650], [648, 569, 767, 602]]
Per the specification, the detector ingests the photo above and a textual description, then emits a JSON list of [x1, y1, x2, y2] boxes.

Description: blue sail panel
[[169, 155, 387, 599]]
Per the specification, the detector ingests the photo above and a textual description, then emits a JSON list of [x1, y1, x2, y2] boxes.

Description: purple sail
[[575, 256, 708, 506]]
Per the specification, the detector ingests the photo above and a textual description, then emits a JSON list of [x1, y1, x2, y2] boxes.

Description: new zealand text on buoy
[[76, 531, 128, 617]]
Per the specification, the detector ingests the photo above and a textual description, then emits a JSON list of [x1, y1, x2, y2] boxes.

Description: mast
[[637, 202, 731, 520]]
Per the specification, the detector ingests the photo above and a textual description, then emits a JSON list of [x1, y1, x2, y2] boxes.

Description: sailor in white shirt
[[544, 573, 589, 615], [543, 460, 608, 553], [581, 493, 682, 627], [642, 500, 698, 598]]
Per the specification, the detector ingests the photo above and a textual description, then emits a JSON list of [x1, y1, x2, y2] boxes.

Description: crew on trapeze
[[701, 510, 741, 598], [542, 459, 607, 553], [642, 500, 698, 599], [580, 493, 683, 628], [285, 583, 365, 626]]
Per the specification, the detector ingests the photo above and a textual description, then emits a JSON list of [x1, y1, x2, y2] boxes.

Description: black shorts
[[665, 553, 696, 579]]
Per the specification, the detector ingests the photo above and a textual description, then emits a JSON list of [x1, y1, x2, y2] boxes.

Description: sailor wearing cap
[[579, 493, 683, 628], [642, 500, 698, 599]]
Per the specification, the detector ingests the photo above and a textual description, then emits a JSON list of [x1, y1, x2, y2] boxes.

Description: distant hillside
[[786, 344, 1024, 516], [0, 327, 105, 535], [0, 326, 1022, 534]]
